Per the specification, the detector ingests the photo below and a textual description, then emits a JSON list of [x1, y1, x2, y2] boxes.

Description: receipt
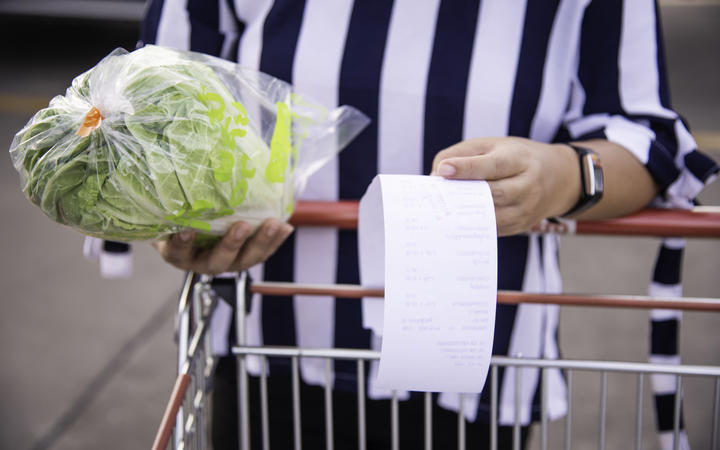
[[358, 174, 497, 393]]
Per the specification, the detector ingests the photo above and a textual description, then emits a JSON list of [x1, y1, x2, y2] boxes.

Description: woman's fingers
[[231, 219, 294, 271], [200, 222, 253, 274], [431, 139, 496, 174], [432, 139, 528, 181], [153, 230, 197, 271], [154, 219, 294, 275]]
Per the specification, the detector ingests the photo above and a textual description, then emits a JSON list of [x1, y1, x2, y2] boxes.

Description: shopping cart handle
[[151, 374, 191, 450], [574, 207, 720, 237], [290, 200, 360, 229], [289, 201, 720, 238]]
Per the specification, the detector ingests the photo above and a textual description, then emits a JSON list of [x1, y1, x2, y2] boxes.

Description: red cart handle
[[289, 201, 720, 238]]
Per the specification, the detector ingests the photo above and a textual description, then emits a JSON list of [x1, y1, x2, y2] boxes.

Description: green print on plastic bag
[[162, 86, 260, 230], [266, 101, 291, 183], [197, 86, 268, 218], [229, 153, 257, 207], [199, 88, 226, 123], [178, 85, 292, 230], [199, 87, 252, 186]]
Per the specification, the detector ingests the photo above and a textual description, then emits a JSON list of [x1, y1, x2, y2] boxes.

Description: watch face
[[594, 165, 604, 193], [563, 145, 604, 217], [582, 154, 596, 196]]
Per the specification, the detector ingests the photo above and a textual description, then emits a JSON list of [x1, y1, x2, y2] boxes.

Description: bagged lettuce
[[9, 45, 369, 242]]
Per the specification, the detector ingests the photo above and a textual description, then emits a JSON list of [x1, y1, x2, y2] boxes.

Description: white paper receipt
[[358, 174, 497, 393]]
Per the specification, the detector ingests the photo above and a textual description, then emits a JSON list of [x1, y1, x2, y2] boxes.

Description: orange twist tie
[[76, 106, 104, 137]]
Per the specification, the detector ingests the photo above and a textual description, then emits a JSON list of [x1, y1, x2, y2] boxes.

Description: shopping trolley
[[152, 202, 720, 450]]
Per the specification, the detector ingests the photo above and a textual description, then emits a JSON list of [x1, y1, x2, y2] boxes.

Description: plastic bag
[[9, 45, 369, 242]]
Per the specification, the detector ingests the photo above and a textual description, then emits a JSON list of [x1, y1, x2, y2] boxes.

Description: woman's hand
[[431, 137, 580, 236], [153, 218, 294, 275]]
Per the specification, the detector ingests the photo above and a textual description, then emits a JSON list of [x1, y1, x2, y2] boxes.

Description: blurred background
[[0, 1, 718, 449]]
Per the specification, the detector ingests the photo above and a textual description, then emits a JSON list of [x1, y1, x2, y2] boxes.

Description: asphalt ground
[[0, 5, 718, 450]]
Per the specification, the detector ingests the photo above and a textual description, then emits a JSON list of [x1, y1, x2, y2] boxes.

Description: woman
[[144, 0, 718, 448]]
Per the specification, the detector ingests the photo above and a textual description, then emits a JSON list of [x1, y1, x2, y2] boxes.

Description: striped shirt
[[131, 0, 718, 432]]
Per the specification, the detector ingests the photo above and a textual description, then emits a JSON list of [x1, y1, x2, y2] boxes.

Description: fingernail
[[437, 163, 456, 177], [280, 224, 294, 238], [234, 224, 250, 241], [178, 230, 193, 242], [265, 222, 280, 238]]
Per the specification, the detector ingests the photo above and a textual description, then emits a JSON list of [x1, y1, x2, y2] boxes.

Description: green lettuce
[[9, 46, 300, 242]]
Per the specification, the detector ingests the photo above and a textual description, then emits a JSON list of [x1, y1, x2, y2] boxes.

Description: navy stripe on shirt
[[260, 0, 307, 84], [685, 150, 720, 183], [529, 303, 546, 421], [335, 0, 394, 388], [579, 0, 624, 116], [654, 4, 672, 109], [334, 230, 372, 389], [188, 0, 223, 56], [338, 0, 393, 199], [654, 393, 685, 431], [573, 128, 607, 142], [478, 235, 529, 415], [508, 0, 560, 137], [262, 234, 298, 349], [640, 115, 682, 187], [652, 244, 683, 285], [650, 319, 679, 356], [139, 0, 165, 45], [423, 0, 480, 174], [648, 143, 682, 191], [103, 240, 131, 254], [257, 1, 306, 353]]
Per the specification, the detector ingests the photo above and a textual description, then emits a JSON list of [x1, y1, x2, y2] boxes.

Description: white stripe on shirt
[[235, 0, 274, 69], [499, 236, 543, 425], [464, 0, 526, 137], [674, 119, 698, 166], [364, 1, 440, 393], [619, 0, 676, 120], [529, 0, 589, 142], [246, 264, 265, 374], [293, 228, 338, 385], [541, 235, 567, 420], [604, 114, 655, 163], [292, 0, 352, 201], [291, 0, 353, 386], [156, 0, 191, 49], [219, 0, 239, 60]]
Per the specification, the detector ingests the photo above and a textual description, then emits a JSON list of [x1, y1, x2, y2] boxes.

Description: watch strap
[[562, 144, 604, 217]]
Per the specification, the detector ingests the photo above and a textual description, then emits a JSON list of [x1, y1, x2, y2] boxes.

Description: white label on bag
[[359, 174, 497, 393]]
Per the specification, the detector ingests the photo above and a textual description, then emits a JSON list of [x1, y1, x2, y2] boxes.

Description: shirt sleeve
[[562, 0, 718, 209], [83, 237, 133, 279]]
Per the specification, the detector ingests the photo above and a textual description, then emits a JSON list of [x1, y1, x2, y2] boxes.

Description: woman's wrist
[[544, 143, 583, 218]]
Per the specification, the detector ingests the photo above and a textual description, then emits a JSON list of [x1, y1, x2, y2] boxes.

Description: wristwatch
[[562, 144, 604, 217]]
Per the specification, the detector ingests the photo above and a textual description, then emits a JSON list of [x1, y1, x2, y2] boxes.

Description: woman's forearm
[[569, 139, 659, 220]]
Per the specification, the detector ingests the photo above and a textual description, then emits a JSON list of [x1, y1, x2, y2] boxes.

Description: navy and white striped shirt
[[132, 0, 718, 432]]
